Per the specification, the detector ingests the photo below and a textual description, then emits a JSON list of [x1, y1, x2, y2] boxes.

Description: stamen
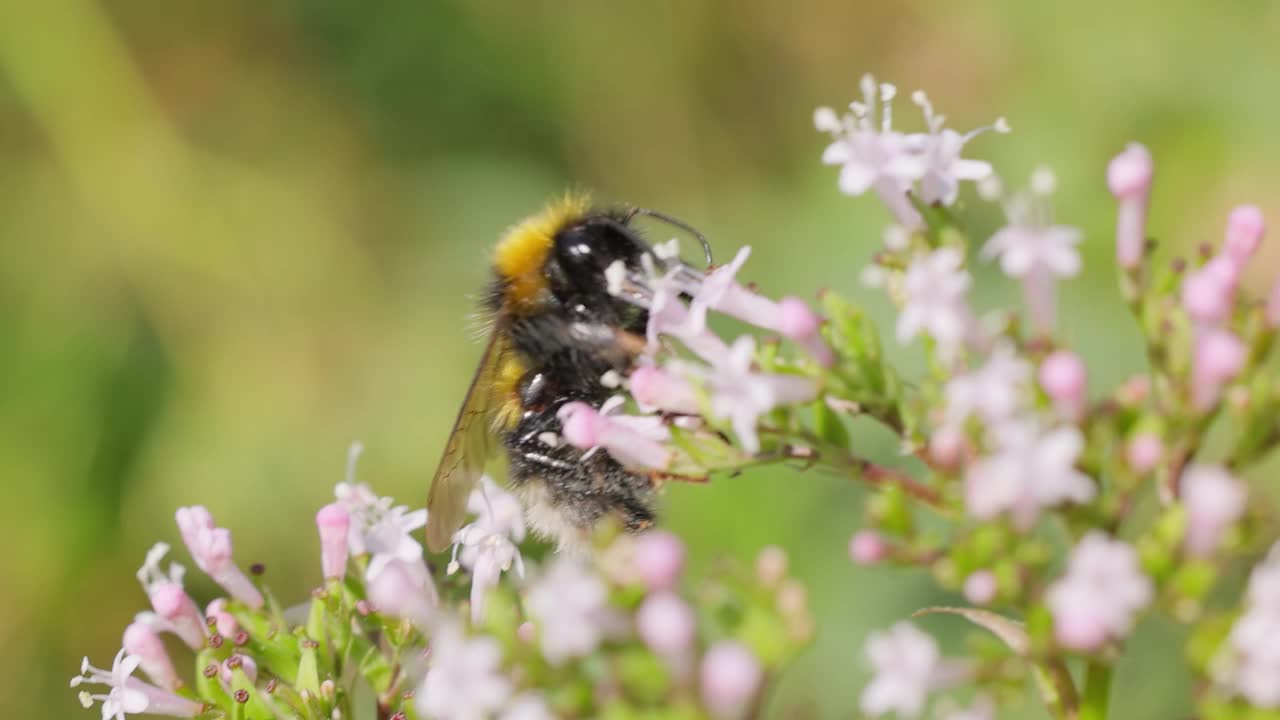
[[1031, 167, 1058, 196], [880, 82, 896, 132], [345, 442, 364, 484]]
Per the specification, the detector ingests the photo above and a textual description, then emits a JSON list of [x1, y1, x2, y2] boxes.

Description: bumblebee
[[425, 195, 712, 552]]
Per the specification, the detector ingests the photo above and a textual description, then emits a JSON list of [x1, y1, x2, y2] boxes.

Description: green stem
[[1078, 661, 1113, 720]]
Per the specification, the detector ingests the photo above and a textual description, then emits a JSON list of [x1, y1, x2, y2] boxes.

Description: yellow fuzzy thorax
[[492, 352, 526, 432], [492, 193, 591, 312]]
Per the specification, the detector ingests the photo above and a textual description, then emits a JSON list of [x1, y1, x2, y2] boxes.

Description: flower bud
[[1106, 143, 1154, 269], [849, 530, 888, 566], [315, 503, 350, 580], [123, 621, 181, 690], [963, 570, 998, 605], [1039, 350, 1087, 421], [148, 583, 206, 649], [629, 366, 699, 415], [636, 592, 696, 658], [700, 641, 763, 720], [928, 425, 966, 469], [1125, 432, 1164, 474], [754, 545, 788, 587], [1181, 465, 1246, 557], [1182, 256, 1239, 326], [1193, 329, 1246, 410], [1223, 204, 1265, 264], [632, 530, 685, 592], [366, 557, 437, 627]]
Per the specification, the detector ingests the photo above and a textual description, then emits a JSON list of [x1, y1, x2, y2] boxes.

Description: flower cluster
[[71, 450, 812, 720], [70, 74, 1280, 720]]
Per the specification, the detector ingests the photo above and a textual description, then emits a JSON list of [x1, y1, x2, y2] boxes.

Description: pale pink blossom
[[500, 693, 554, 720], [944, 343, 1030, 428], [1222, 204, 1265, 265], [637, 592, 697, 658], [467, 476, 527, 544], [121, 622, 180, 691], [559, 398, 673, 469], [1193, 328, 1246, 410], [896, 248, 974, 360], [366, 555, 438, 627], [928, 426, 967, 468], [1046, 532, 1152, 650], [861, 622, 959, 717], [632, 530, 686, 591], [700, 641, 764, 720], [965, 422, 1095, 529], [1125, 432, 1164, 474], [629, 365, 700, 415], [524, 557, 613, 665], [1180, 464, 1247, 557], [850, 530, 888, 566], [906, 90, 1008, 206], [416, 623, 512, 720], [174, 506, 263, 609], [135, 543, 206, 649], [71, 649, 202, 719], [449, 522, 523, 625], [361, 504, 429, 582], [604, 255, 728, 361], [963, 570, 998, 605], [1106, 143, 1154, 269], [315, 502, 350, 580], [1182, 256, 1239, 326], [669, 336, 818, 454], [1039, 350, 1088, 422], [1214, 544, 1280, 707]]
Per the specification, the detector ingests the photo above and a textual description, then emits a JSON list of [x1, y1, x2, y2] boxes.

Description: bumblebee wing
[[426, 330, 508, 552]]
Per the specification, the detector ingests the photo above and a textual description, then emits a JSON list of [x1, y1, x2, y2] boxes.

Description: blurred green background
[[3, 1, 1278, 717]]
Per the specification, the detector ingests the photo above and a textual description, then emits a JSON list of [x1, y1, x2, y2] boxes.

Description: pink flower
[[632, 530, 686, 591], [1192, 328, 1246, 410], [135, 544, 206, 649], [861, 622, 957, 718], [964, 422, 1095, 529], [204, 598, 237, 637], [629, 365, 700, 415], [174, 506, 264, 609], [604, 255, 728, 361], [1222, 204, 1265, 265], [366, 556, 438, 627], [896, 248, 974, 360], [121, 622, 180, 691], [558, 399, 673, 470], [1125, 432, 1164, 474], [524, 557, 613, 665], [1182, 256, 1239, 326], [963, 570, 998, 605], [1106, 143, 1154, 269], [71, 649, 203, 719], [1181, 464, 1247, 557], [637, 592, 697, 658], [1046, 532, 1152, 650], [1039, 350, 1087, 422], [416, 623, 512, 720], [449, 526, 523, 625], [315, 503, 350, 580], [849, 530, 888, 566], [700, 641, 764, 720]]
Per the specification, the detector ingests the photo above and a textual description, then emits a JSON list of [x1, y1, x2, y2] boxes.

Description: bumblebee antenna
[[625, 207, 714, 268]]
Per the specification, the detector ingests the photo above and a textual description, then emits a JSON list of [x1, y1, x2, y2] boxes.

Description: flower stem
[[1078, 661, 1113, 720]]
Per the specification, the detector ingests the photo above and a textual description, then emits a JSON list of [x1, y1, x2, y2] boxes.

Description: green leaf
[[811, 397, 851, 450]]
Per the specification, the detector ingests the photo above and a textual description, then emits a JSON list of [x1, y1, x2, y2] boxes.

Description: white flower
[[524, 557, 613, 665], [943, 343, 1031, 428], [417, 623, 512, 720], [981, 188, 1082, 279], [964, 421, 1095, 529], [906, 90, 1007, 206], [672, 336, 818, 454], [1214, 544, 1280, 707], [896, 248, 974, 357], [1046, 532, 1152, 650], [450, 522, 525, 625], [71, 650, 149, 720], [467, 476, 527, 543], [860, 622, 953, 717], [362, 505, 429, 580]]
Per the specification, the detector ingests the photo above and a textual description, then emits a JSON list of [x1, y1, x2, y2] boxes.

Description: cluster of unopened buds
[[73, 74, 1280, 719]]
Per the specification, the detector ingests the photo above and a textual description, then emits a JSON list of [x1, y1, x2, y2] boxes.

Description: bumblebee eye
[[550, 222, 647, 299]]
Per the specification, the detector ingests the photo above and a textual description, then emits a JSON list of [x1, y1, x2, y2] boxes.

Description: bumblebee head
[[544, 214, 649, 302]]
